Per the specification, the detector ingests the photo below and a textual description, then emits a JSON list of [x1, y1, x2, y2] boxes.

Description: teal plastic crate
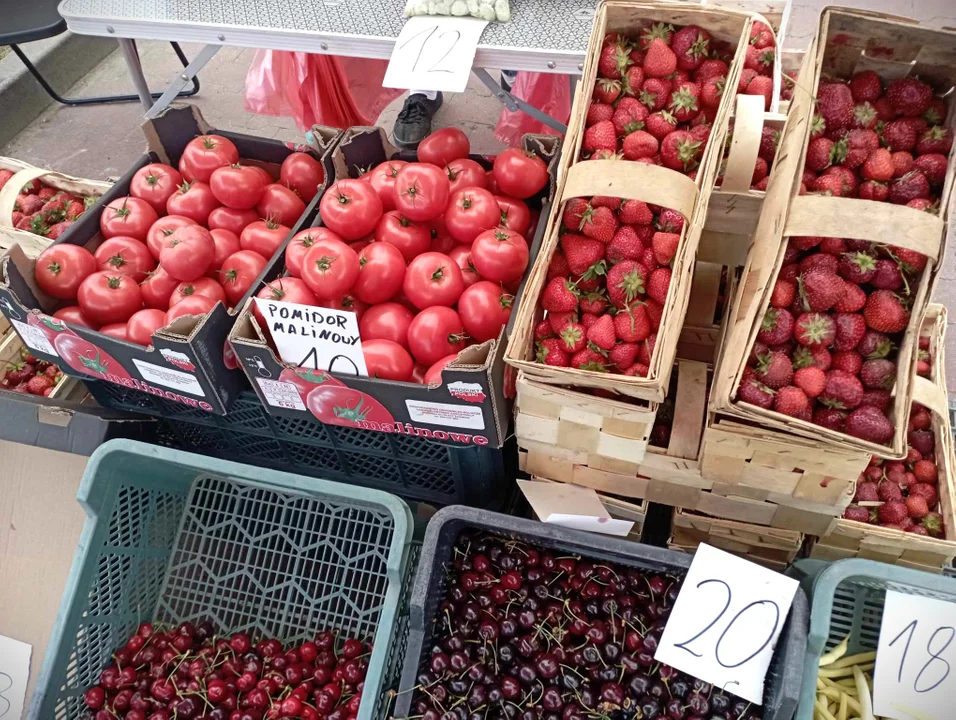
[[791, 558, 956, 720], [30, 439, 414, 720]]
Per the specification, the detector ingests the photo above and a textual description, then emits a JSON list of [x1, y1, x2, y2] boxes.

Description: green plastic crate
[[792, 558, 956, 720], [29, 439, 414, 720]]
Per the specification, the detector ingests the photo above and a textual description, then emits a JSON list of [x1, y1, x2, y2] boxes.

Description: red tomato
[[130, 163, 182, 215], [495, 196, 532, 236], [411, 363, 428, 384], [407, 307, 467, 366], [170, 277, 227, 308], [99, 323, 129, 341], [287, 228, 334, 278], [445, 158, 488, 194], [359, 302, 415, 348], [146, 215, 197, 260], [53, 334, 130, 380], [94, 237, 156, 281], [100, 196, 159, 241], [485, 170, 499, 194], [240, 218, 290, 259], [317, 294, 367, 321], [219, 250, 267, 306], [160, 226, 215, 281], [431, 233, 456, 255], [257, 183, 307, 227], [448, 245, 481, 289], [77, 271, 143, 325], [208, 206, 258, 236], [165, 295, 217, 325], [493, 149, 549, 199], [458, 280, 513, 342], [300, 237, 360, 301], [140, 268, 180, 310], [247, 166, 273, 186], [319, 179, 383, 241], [223, 339, 239, 370], [278, 367, 342, 400], [350, 236, 373, 255], [362, 339, 413, 381], [53, 305, 98, 330], [353, 242, 406, 305], [280, 152, 325, 202], [365, 160, 407, 211], [374, 211, 431, 263], [306, 385, 395, 426], [256, 277, 317, 305], [425, 354, 458, 385], [209, 165, 267, 210], [180, 134, 239, 183], [394, 164, 450, 222], [166, 181, 220, 225], [403, 252, 464, 309], [209, 228, 241, 272], [471, 228, 529, 283], [444, 187, 500, 244], [35, 244, 97, 299], [417, 128, 470, 167], [126, 308, 167, 346]]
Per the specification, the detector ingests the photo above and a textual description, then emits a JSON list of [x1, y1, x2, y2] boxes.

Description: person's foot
[[393, 92, 444, 148], [500, 70, 517, 94]]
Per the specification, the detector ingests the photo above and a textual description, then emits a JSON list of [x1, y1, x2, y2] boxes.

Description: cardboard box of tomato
[[0, 106, 343, 415], [228, 126, 561, 448]]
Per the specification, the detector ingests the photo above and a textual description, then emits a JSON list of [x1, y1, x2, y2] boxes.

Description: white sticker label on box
[[0, 634, 32, 720], [655, 544, 799, 704], [132, 359, 205, 397], [406, 399, 485, 430], [383, 16, 489, 94], [11, 320, 57, 357], [258, 378, 307, 411], [873, 591, 956, 720]]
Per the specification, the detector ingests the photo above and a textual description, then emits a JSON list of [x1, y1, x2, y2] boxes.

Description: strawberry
[[660, 131, 702, 172], [794, 366, 826, 398], [886, 77, 933, 117], [534, 320, 554, 341], [671, 25, 710, 71], [16, 194, 43, 215], [737, 377, 775, 409], [593, 78, 623, 105], [656, 209, 684, 234], [774, 386, 809, 418], [814, 406, 848, 431], [643, 38, 677, 78], [821, 237, 847, 255], [618, 200, 653, 226], [622, 66, 646, 96], [755, 351, 793, 389], [843, 506, 872, 523], [817, 83, 855, 132], [563, 198, 590, 230], [909, 429, 935, 455], [645, 299, 663, 329], [924, 98, 947, 125], [849, 70, 882, 102], [770, 279, 795, 308], [841, 129, 879, 168], [744, 76, 773, 110], [853, 102, 878, 129], [606, 226, 647, 264], [860, 358, 895, 389], [861, 388, 891, 411], [586, 315, 616, 351], [562, 235, 605, 275], [859, 181, 889, 201], [579, 205, 618, 242], [811, 172, 851, 197], [579, 291, 608, 315], [609, 342, 639, 370], [905, 495, 930, 520], [838, 251, 877, 283], [890, 246, 927, 274], [65, 200, 86, 220], [583, 120, 618, 154], [580, 313, 599, 331], [749, 21, 774, 49], [668, 81, 700, 123], [805, 138, 835, 172], [651, 232, 679, 265], [536, 339, 570, 367], [820, 370, 864, 409], [888, 152, 913, 179], [612, 100, 649, 136], [809, 114, 827, 141], [914, 459, 938, 485], [800, 253, 839, 275], [46, 221, 73, 240], [751, 158, 769, 186], [645, 110, 677, 140], [860, 147, 894, 184], [640, 78, 672, 112], [571, 345, 608, 371], [831, 350, 863, 376], [922, 512, 944, 537], [606, 260, 648, 308], [640, 247, 659, 271], [915, 125, 953, 154], [799, 268, 844, 311], [870, 259, 903, 291], [913, 153, 947, 185], [598, 43, 631, 80], [758, 126, 779, 164], [833, 312, 867, 351], [556, 322, 587, 353], [541, 277, 579, 312], [697, 59, 729, 81], [548, 251, 570, 280], [639, 22, 674, 50], [613, 304, 651, 342], [794, 312, 836, 348], [791, 235, 824, 251], [910, 483, 939, 509], [881, 119, 917, 152], [0, 169, 13, 191], [757, 307, 794, 345], [864, 290, 909, 333], [622, 130, 658, 160], [25, 374, 53, 395], [586, 102, 615, 127], [744, 45, 774, 75], [878, 499, 908, 524], [647, 267, 670, 304]]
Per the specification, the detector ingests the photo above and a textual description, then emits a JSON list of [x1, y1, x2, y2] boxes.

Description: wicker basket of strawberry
[[810, 303, 956, 572], [711, 7, 956, 459], [0, 157, 110, 258], [0, 326, 79, 398], [507, 1, 771, 403]]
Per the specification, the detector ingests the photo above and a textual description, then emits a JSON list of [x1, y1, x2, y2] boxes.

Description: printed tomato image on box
[[229, 126, 561, 447]]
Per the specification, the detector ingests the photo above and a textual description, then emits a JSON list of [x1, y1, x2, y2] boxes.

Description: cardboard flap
[[721, 95, 765, 193], [561, 160, 699, 220], [783, 195, 943, 261], [37, 406, 74, 427]]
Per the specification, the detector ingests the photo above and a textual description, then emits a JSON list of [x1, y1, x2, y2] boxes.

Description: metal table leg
[[145, 44, 221, 119], [118, 39, 154, 111], [472, 67, 568, 134]]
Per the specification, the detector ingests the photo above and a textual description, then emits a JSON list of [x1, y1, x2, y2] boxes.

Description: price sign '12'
[[383, 16, 489, 94]]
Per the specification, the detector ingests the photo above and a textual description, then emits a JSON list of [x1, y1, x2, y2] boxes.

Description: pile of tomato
[[255, 128, 551, 384], [31, 134, 324, 347]]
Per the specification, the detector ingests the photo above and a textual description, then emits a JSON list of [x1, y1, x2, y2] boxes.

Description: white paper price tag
[[254, 298, 368, 376], [873, 591, 956, 720], [383, 16, 489, 93], [0, 635, 31, 719], [655, 544, 799, 704]]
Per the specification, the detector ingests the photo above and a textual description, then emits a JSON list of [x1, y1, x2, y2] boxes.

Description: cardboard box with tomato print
[[229, 127, 561, 448], [0, 106, 343, 415]]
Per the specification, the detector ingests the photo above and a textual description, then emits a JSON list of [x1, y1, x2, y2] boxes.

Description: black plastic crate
[[396, 506, 809, 720], [88, 381, 514, 508]]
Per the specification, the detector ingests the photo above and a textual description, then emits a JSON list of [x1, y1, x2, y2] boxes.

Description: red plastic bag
[[495, 72, 572, 147], [244, 51, 403, 130]]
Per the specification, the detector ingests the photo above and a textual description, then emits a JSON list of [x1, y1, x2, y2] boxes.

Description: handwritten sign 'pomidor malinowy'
[[254, 298, 369, 376]]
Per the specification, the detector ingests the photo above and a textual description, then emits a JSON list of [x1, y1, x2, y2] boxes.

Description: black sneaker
[[393, 92, 443, 148]]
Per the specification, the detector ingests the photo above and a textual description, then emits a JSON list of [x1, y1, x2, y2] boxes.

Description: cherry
[[342, 638, 364, 659], [501, 676, 521, 700], [83, 686, 105, 709]]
